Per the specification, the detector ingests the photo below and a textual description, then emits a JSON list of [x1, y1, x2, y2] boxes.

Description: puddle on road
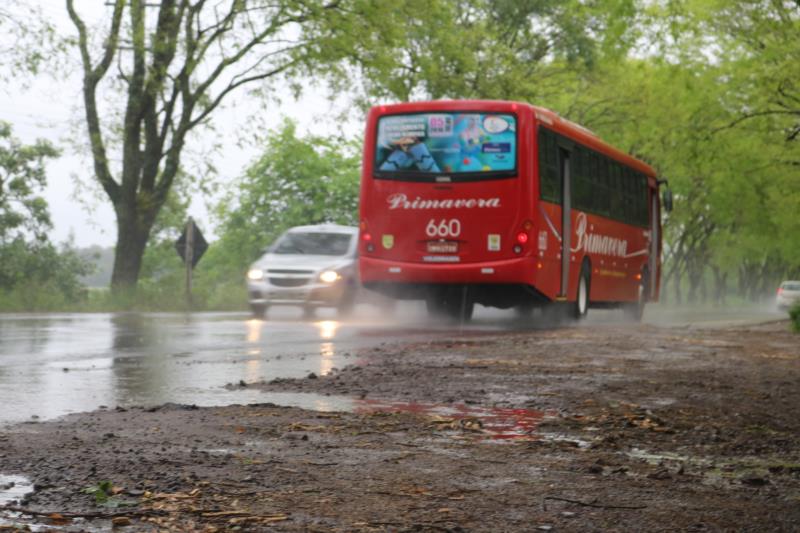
[[253, 392, 548, 440], [353, 398, 546, 440], [0, 475, 33, 506]]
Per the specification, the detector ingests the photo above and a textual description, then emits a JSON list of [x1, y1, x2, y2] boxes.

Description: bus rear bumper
[[359, 256, 551, 307], [361, 255, 535, 283]]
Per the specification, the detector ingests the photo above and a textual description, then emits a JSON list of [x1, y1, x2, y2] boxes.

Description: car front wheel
[[250, 303, 268, 318]]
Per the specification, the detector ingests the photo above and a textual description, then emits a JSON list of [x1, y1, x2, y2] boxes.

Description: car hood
[[252, 253, 353, 272]]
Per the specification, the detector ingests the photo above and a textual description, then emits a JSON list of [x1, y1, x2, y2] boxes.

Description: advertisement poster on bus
[[375, 113, 517, 174]]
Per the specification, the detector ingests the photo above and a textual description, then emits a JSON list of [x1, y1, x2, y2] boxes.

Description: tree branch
[[141, 0, 185, 196], [66, 0, 123, 203], [710, 109, 800, 136]]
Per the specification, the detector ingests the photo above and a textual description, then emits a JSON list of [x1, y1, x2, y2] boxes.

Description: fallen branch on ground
[[543, 496, 647, 511]]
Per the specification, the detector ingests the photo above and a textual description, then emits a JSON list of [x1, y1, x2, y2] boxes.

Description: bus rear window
[[374, 112, 517, 181]]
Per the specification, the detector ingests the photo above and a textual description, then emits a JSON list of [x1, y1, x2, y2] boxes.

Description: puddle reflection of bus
[[358, 100, 672, 322]]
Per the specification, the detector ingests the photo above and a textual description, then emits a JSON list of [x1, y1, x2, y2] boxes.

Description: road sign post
[[175, 218, 208, 308], [184, 218, 194, 306]]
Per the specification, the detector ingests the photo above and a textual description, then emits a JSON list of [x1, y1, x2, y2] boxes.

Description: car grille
[[269, 277, 309, 287], [266, 269, 314, 287]]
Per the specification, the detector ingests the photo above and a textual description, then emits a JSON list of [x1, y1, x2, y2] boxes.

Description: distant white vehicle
[[246, 224, 360, 317], [776, 280, 800, 312]]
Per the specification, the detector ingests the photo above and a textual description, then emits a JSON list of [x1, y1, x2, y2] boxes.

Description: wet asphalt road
[[0, 303, 784, 427]]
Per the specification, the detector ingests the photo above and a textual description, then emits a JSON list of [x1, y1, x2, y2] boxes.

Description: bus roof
[[528, 105, 656, 178], [371, 100, 657, 179]]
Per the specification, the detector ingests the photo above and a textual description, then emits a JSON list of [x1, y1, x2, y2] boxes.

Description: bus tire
[[425, 291, 447, 316], [428, 287, 474, 322], [573, 262, 591, 320], [515, 303, 534, 318], [445, 292, 474, 322], [623, 269, 648, 322]]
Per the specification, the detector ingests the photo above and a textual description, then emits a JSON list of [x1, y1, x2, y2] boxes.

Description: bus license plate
[[427, 241, 458, 253]]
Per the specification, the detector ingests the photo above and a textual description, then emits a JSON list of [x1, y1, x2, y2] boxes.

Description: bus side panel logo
[[382, 234, 394, 249], [387, 193, 501, 210], [573, 212, 630, 257]]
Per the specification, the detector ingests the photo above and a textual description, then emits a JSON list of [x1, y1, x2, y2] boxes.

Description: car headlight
[[247, 268, 264, 281], [319, 270, 340, 283]]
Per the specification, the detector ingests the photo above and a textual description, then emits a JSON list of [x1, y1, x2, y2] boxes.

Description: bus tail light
[[360, 221, 375, 252], [360, 220, 372, 242], [777, 287, 783, 296], [516, 221, 533, 246]]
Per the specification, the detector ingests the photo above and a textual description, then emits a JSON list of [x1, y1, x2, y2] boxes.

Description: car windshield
[[781, 282, 800, 291], [272, 232, 352, 256]]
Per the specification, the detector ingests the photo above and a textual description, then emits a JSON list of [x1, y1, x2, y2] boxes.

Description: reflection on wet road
[[0, 305, 503, 426], [0, 304, 783, 426]]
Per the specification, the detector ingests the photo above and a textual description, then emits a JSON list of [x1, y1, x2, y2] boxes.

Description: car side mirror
[[662, 188, 673, 213]]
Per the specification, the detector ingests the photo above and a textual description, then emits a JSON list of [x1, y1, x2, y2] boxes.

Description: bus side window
[[590, 152, 609, 216], [621, 167, 632, 224], [599, 157, 611, 217], [538, 128, 560, 203], [637, 174, 648, 226], [573, 148, 591, 213], [610, 163, 623, 221]]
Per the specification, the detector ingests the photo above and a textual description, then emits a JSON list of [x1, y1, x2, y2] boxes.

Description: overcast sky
[[2, 0, 361, 247]]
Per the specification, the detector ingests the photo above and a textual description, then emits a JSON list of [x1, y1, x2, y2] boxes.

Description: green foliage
[[0, 239, 93, 311], [0, 4, 55, 80], [212, 120, 361, 274], [0, 122, 59, 243], [81, 480, 135, 508], [82, 480, 114, 504], [329, 0, 639, 104], [0, 123, 91, 312], [790, 304, 800, 334]]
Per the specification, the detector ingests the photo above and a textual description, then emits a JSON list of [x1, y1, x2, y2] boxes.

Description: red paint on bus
[[359, 100, 665, 318]]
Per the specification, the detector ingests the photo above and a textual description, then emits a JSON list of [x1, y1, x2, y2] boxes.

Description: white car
[[246, 224, 359, 317], [776, 280, 800, 311]]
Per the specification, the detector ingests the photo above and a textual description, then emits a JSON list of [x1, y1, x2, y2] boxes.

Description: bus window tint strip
[[538, 126, 650, 227]]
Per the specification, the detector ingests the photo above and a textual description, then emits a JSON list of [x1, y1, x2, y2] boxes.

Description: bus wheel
[[515, 303, 534, 318], [425, 291, 447, 317], [428, 287, 474, 322], [572, 263, 591, 320], [444, 291, 474, 322], [623, 270, 648, 322]]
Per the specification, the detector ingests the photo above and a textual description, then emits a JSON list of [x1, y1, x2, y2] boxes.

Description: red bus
[[358, 100, 672, 321]]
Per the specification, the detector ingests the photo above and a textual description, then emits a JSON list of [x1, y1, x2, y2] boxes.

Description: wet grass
[[0, 280, 248, 313], [790, 303, 800, 332]]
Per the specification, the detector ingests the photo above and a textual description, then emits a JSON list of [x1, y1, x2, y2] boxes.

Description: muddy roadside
[[2, 320, 799, 532]]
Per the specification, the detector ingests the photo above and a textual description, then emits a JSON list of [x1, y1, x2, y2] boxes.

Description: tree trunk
[[110, 205, 157, 293], [711, 265, 727, 306], [686, 255, 704, 304]]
